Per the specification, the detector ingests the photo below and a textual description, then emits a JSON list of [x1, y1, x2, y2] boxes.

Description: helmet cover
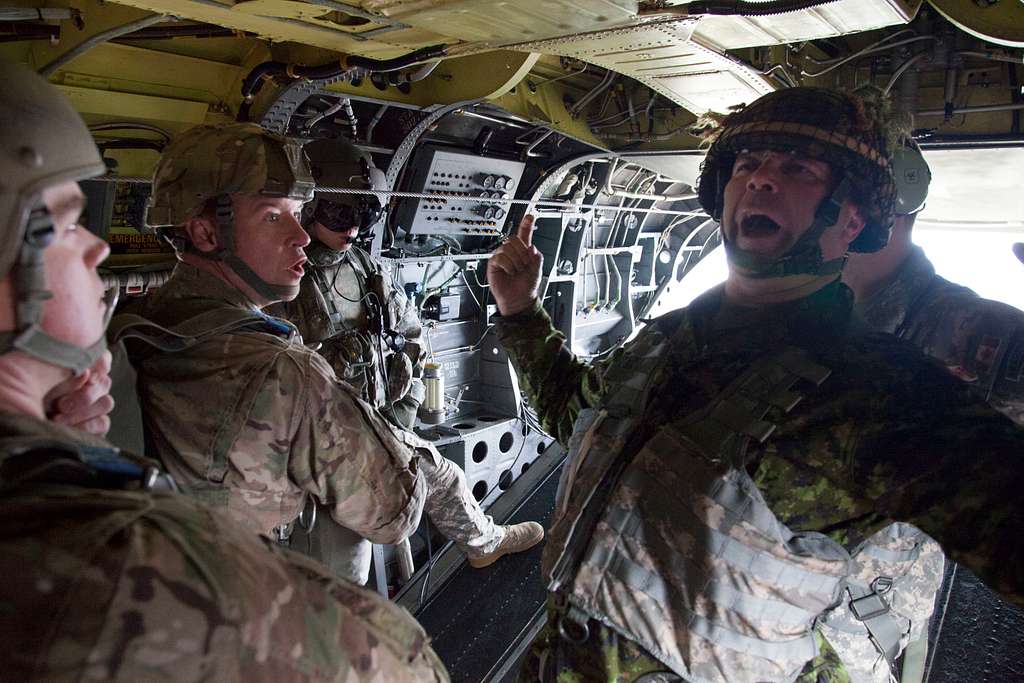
[[696, 87, 897, 254], [146, 123, 314, 228], [305, 137, 384, 236]]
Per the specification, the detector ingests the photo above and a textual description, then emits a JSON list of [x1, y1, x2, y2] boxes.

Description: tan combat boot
[[467, 522, 545, 568]]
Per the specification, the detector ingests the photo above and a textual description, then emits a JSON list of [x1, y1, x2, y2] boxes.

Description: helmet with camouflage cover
[[696, 87, 897, 278], [305, 137, 385, 238], [147, 123, 315, 300], [0, 61, 110, 374]]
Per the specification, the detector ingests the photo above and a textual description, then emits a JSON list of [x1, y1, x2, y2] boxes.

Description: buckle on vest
[[849, 577, 893, 622], [274, 522, 293, 545]]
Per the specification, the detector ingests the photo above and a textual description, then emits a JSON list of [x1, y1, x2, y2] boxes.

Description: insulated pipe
[[39, 13, 167, 77], [456, 109, 531, 129], [918, 102, 1024, 117]]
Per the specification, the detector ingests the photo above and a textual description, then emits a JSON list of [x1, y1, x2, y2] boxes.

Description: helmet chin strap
[[0, 204, 110, 375], [189, 195, 300, 303], [723, 178, 854, 280]]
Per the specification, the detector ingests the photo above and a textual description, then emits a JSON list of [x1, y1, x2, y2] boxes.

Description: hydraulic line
[[801, 36, 935, 79], [884, 52, 930, 96], [240, 44, 447, 104], [642, 0, 840, 18]]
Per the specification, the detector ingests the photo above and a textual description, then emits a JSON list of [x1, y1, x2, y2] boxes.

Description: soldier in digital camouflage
[[266, 137, 543, 572], [488, 87, 1024, 682], [116, 124, 540, 583], [0, 61, 447, 682], [844, 141, 1024, 426]]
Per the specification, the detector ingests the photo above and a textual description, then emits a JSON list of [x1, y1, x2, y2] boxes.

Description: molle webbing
[[557, 346, 853, 683]]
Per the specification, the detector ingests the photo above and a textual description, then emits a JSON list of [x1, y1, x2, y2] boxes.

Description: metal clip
[[273, 523, 293, 546], [556, 605, 590, 644], [850, 588, 891, 622]]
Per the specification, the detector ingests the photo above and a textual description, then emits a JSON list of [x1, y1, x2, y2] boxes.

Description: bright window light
[[912, 226, 1024, 313]]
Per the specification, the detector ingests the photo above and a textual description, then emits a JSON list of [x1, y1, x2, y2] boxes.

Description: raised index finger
[[516, 214, 535, 247]]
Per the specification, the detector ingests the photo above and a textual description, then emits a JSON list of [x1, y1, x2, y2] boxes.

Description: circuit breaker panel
[[395, 145, 526, 237]]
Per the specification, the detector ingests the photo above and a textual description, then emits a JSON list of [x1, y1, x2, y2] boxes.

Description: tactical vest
[[110, 307, 373, 582], [546, 322, 945, 683], [307, 247, 422, 412]]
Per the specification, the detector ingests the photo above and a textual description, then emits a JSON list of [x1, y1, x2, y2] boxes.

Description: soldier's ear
[[181, 215, 222, 254]]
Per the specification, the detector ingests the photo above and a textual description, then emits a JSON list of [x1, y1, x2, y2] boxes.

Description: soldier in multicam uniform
[[0, 61, 447, 682], [115, 125, 541, 584], [268, 138, 423, 431], [488, 87, 1024, 682], [844, 142, 1024, 425], [267, 138, 543, 571]]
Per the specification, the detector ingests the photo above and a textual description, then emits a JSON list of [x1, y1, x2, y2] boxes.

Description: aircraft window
[[659, 230, 1024, 315], [912, 228, 1024, 312]]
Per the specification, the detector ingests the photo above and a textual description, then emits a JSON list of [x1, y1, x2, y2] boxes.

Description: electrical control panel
[[395, 145, 526, 237]]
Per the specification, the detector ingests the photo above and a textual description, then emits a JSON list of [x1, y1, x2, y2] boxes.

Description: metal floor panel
[[926, 563, 1024, 682], [413, 460, 563, 682]]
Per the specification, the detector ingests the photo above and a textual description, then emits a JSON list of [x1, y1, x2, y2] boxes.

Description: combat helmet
[[146, 123, 315, 301], [305, 137, 386, 238], [696, 87, 897, 278], [0, 61, 110, 374]]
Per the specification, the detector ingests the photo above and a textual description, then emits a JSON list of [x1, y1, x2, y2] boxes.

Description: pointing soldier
[[0, 61, 447, 682], [489, 87, 1024, 682]]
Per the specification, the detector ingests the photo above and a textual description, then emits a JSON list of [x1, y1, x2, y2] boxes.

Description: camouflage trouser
[[519, 610, 851, 683], [421, 454, 504, 557]]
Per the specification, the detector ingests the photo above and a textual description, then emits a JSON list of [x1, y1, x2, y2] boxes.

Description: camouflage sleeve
[[1, 487, 448, 682], [904, 288, 1024, 427], [494, 300, 619, 446], [289, 349, 429, 545], [868, 375, 1024, 607]]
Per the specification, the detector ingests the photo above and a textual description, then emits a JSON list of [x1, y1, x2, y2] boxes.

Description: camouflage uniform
[[0, 411, 448, 682], [267, 243, 425, 431], [855, 245, 1024, 426], [496, 281, 1024, 682], [122, 263, 501, 580]]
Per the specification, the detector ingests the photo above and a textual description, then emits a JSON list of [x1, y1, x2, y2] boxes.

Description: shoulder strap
[[110, 308, 295, 354], [0, 437, 177, 492]]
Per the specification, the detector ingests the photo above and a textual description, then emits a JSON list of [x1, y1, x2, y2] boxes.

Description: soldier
[[488, 87, 1024, 682], [267, 138, 543, 572], [266, 138, 426, 431], [115, 125, 541, 584], [844, 141, 1024, 425], [0, 61, 447, 682]]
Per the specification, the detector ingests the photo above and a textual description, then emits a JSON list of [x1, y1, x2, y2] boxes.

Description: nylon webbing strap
[[847, 580, 904, 669], [110, 309, 271, 353]]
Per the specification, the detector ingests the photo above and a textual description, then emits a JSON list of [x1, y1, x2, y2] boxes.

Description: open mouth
[[288, 257, 307, 277], [739, 214, 782, 238]]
